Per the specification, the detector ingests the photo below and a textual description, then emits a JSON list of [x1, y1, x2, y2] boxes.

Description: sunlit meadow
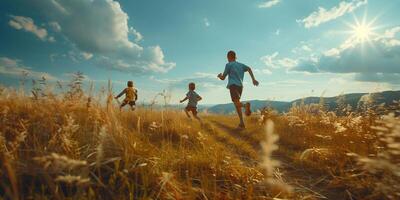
[[1, 0, 400, 199], [0, 73, 399, 199]]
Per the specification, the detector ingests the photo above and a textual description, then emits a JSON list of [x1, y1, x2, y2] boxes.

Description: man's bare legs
[[184, 109, 192, 119], [192, 112, 202, 123], [233, 99, 245, 128], [233, 100, 251, 128]]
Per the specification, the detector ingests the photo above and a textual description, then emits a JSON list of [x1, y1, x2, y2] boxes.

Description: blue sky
[[0, 0, 400, 104]]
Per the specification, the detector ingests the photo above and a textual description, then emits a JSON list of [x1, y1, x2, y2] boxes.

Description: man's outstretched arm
[[180, 97, 188, 103], [247, 67, 259, 86], [218, 65, 229, 80]]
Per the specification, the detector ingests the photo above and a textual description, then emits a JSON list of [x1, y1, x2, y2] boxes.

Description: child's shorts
[[185, 106, 198, 115], [123, 100, 136, 106], [229, 85, 243, 102]]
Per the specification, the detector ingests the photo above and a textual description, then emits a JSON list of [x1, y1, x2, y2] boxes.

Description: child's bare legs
[[233, 99, 245, 128], [192, 110, 202, 122], [119, 102, 127, 111], [184, 108, 191, 119], [129, 101, 136, 111]]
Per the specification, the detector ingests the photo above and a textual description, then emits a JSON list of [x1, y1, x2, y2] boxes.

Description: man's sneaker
[[245, 102, 252, 116]]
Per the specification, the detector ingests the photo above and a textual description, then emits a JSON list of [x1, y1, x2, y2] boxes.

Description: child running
[[218, 50, 259, 129], [180, 82, 202, 121], [115, 81, 138, 111]]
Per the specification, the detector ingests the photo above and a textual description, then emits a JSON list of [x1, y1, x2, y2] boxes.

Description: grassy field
[[0, 79, 399, 199]]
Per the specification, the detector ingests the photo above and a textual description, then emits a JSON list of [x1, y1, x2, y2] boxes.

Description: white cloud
[[48, 0, 139, 53], [323, 35, 361, 57], [292, 44, 312, 54], [262, 69, 273, 74], [81, 52, 93, 60], [275, 29, 280, 35], [49, 50, 93, 63], [254, 68, 272, 75], [49, 53, 58, 62], [49, 21, 61, 32], [261, 52, 278, 68], [204, 18, 210, 27], [0, 57, 56, 80], [264, 80, 310, 87], [97, 46, 175, 74], [258, 0, 281, 8], [292, 26, 400, 84], [194, 72, 216, 78], [70, 51, 94, 62], [301, 45, 312, 52], [327, 76, 395, 95], [260, 52, 298, 69], [297, 0, 367, 28], [15, 0, 175, 74], [383, 27, 400, 38], [150, 72, 222, 90], [8, 15, 54, 42], [48, 36, 55, 42], [130, 27, 143, 42]]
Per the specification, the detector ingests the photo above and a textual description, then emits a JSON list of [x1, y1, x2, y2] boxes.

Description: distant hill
[[206, 90, 400, 114], [204, 100, 289, 114]]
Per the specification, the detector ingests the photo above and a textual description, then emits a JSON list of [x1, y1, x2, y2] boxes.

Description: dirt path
[[205, 119, 347, 200], [201, 120, 259, 166]]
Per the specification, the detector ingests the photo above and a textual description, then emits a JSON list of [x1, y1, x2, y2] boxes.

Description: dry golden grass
[[0, 83, 276, 200], [0, 78, 399, 199]]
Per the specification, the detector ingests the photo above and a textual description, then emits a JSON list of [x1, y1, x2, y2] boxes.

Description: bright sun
[[352, 23, 373, 42], [346, 15, 378, 44]]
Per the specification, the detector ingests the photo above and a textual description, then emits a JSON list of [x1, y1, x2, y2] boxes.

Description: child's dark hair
[[189, 82, 195, 90], [227, 50, 236, 58], [127, 81, 133, 87]]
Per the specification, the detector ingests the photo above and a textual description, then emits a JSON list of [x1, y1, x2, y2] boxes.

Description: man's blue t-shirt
[[186, 90, 201, 107], [223, 61, 249, 88]]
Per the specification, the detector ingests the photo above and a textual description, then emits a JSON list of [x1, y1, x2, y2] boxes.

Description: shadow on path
[[201, 121, 259, 166], [209, 120, 261, 150]]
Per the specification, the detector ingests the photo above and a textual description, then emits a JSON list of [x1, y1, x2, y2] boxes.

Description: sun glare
[[346, 15, 379, 44], [352, 23, 373, 42]]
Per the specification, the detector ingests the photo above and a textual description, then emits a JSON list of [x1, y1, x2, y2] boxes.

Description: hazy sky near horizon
[[0, 0, 400, 104]]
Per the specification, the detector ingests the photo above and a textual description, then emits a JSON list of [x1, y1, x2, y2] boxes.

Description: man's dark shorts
[[229, 85, 243, 102], [185, 106, 198, 115]]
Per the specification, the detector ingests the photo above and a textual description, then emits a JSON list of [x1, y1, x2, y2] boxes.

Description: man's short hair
[[189, 82, 195, 90], [227, 50, 236, 58], [127, 81, 133, 87]]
